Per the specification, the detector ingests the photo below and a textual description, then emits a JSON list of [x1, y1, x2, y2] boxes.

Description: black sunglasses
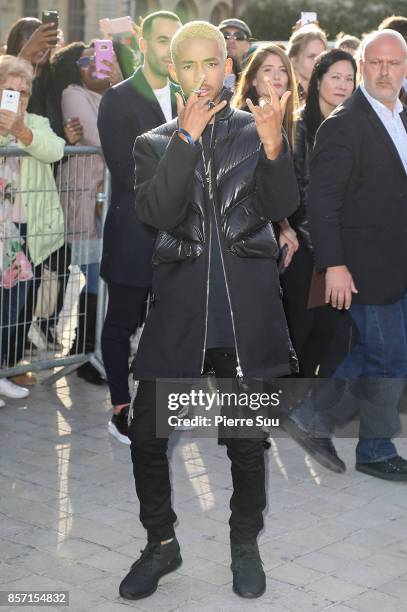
[[222, 31, 248, 41]]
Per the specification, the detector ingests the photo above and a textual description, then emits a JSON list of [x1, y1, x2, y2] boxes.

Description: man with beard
[[119, 21, 298, 601], [97, 11, 181, 444]]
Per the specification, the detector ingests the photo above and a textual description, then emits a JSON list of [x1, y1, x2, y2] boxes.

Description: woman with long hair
[[286, 48, 357, 376], [287, 25, 328, 102], [232, 43, 300, 271], [52, 40, 134, 385]]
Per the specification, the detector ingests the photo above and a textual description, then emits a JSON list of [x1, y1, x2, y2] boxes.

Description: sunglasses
[[222, 31, 248, 41], [76, 55, 95, 68]]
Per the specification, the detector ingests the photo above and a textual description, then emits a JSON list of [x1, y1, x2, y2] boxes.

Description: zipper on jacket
[[200, 181, 212, 374], [205, 120, 244, 378]]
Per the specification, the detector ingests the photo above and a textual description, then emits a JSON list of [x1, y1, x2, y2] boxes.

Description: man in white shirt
[[98, 11, 181, 444], [283, 30, 407, 481]]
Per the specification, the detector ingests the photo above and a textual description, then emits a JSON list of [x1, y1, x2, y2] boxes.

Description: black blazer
[[308, 87, 407, 305], [97, 67, 179, 287]]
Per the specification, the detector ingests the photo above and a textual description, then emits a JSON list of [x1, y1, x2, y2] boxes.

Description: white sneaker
[[0, 378, 30, 399], [0, 398, 5, 408]]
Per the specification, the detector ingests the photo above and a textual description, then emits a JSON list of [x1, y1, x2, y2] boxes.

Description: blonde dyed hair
[[0, 54, 34, 94], [171, 21, 227, 63]]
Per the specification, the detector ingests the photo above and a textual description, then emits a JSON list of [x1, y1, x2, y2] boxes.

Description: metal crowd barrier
[[0, 145, 110, 385]]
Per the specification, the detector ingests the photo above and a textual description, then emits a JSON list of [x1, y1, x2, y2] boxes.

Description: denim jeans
[[336, 294, 407, 462], [293, 292, 407, 462]]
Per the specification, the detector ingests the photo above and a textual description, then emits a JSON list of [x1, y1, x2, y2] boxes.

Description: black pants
[[128, 349, 266, 544], [282, 241, 352, 376], [101, 282, 149, 405]]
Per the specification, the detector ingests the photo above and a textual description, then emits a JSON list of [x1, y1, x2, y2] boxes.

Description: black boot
[[119, 538, 182, 600], [281, 415, 346, 473], [231, 540, 266, 598]]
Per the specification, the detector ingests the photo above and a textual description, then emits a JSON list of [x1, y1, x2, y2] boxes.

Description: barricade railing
[[0, 145, 110, 385]]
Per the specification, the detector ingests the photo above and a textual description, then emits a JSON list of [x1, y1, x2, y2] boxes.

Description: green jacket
[[0, 112, 65, 265]]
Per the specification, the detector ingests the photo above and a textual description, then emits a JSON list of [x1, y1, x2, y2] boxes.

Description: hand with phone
[[0, 89, 32, 144], [95, 40, 114, 79], [96, 57, 123, 86], [278, 218, 299, 270], [18, 24, 59, 64]]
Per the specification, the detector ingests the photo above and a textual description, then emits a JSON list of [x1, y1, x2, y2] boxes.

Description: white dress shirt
[[360, 83, 407, 175]]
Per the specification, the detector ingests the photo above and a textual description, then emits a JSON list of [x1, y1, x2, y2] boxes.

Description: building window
[[23, 0, 38, 17], [210, 3, 231, 24], [175, 0, 197, 23], [68, 0, 85, 42]]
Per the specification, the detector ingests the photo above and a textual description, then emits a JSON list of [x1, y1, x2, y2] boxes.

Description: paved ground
[[1, 372, 407, 612]]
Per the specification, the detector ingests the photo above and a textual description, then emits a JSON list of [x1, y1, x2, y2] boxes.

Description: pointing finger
[[175, 92, 184, 117]]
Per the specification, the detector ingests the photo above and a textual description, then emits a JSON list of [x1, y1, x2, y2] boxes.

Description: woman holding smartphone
[[52, 40, 134, 385], [0, 55, 65, 398]]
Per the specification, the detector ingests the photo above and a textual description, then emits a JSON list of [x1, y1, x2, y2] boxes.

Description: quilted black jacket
[[131, 100, 300, 381]]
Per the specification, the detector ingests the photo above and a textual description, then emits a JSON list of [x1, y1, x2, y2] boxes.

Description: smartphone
[[99, 16, 133, 35], [0, 89, 20, 113], [300, 11, 317, 26], [277, 243, 289, 275], [42, 10, 59, 46], [94, 40, 113, 79]]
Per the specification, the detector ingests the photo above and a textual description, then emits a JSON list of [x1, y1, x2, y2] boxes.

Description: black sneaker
[[281, 415, 346, 473], [119, 538, 182, 600], [231, 541, 266, 599], [77, 362, 106, 386], [108, 406, 130, 445], [356, 455, 407, 481]]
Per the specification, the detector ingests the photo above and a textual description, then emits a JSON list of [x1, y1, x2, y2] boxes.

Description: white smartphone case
[[1, 90, 20, 113]]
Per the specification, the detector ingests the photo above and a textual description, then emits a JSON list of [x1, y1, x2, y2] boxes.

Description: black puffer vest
[[132, 100, 299, 381], [151, 110, 280, 267]]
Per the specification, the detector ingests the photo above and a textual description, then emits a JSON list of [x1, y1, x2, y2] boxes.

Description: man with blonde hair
[[119, 21, 298, 600]]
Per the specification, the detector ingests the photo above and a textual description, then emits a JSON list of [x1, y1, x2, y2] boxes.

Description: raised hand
[[246, 77, 291, 159], [97, 56, 123, 85], [0, 109, 32, 145], [175, 75, 227, 143], [18, 24, 59, 63]]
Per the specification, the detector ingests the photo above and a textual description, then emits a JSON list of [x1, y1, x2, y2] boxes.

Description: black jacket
[[308, 87, 407, 305], [131, 103, 299, 380], [291, 115, 313, 251], [97, 67, 179, 287]]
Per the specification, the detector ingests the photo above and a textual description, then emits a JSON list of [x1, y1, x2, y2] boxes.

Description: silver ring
[[207, 100, 215, 110]]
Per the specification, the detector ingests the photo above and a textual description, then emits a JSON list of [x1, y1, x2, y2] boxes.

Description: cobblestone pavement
[[1, 373, 407, 612]]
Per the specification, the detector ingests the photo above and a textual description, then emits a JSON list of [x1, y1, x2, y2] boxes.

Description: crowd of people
[[0, 7, 407, 602]]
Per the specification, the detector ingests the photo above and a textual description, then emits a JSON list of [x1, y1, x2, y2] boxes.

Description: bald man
[[283, 30, 407, 481]]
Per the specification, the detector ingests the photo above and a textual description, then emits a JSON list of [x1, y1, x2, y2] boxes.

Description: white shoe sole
[[108, 421, 131, 445], [0, 381, 30, 399]]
